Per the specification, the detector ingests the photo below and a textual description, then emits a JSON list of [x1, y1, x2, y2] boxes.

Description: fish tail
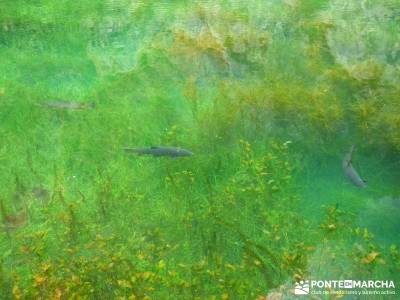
[[122, 148, 145, 155]]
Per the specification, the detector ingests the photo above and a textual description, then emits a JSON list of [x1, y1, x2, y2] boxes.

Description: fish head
[[356, 178, 367, 188], [176, 148, 194, 157]]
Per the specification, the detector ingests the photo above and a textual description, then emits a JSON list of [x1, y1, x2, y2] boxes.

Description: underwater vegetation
[[0, 0, 399, 299]]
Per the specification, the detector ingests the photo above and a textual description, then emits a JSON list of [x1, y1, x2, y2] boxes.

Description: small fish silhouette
[[40, 101, 95, 110], [31, 187, 50, 203], [4, 212, 27, 226], [1, 199, 28, 233], [1, 210, 27, 232], [123, 146, 193, 158]]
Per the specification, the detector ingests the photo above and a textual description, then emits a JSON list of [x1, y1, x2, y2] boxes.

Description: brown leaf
[[361, 252, 380, 264]]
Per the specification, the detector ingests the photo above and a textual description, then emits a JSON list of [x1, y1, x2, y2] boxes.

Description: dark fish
[[342, 145, 366, 188], [41, 101, 95, 110], [31, 187, 50, 202], [123, 146, 193, 158]]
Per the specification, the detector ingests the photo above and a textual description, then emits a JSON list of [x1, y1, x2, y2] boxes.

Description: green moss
[[0, 0, 399, 298]]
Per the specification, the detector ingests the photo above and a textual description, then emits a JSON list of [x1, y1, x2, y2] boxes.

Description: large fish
[[41, 101, 95, 110], [123, 146, 193, 158], [342, 145, 366, 188]]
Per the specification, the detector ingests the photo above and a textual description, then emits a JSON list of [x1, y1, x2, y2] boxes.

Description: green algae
[[0, 1, 399, 299]]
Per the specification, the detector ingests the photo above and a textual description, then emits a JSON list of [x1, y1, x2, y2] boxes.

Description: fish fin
[[150, 146, 159, 149], [123, 148, 141, 155]]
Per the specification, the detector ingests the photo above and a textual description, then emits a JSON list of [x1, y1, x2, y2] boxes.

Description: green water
[[0, 1, 399, 299]]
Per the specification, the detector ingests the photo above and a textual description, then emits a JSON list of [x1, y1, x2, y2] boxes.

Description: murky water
[[0, 1, 399, 298]]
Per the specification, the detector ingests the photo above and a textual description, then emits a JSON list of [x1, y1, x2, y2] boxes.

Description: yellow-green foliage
[[0, 0, 399, 299]]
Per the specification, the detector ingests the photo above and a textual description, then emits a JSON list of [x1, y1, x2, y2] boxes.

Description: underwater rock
[[85, 1, 168, 75], [321, 0, 400, 85]]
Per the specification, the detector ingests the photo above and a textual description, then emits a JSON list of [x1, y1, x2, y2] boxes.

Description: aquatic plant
[[0, 0, 399, 299]]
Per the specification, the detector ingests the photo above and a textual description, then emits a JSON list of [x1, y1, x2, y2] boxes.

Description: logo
[[293, 279, 396, 297], [344, 280, 353, 289], [295, 280, 310, 295]]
